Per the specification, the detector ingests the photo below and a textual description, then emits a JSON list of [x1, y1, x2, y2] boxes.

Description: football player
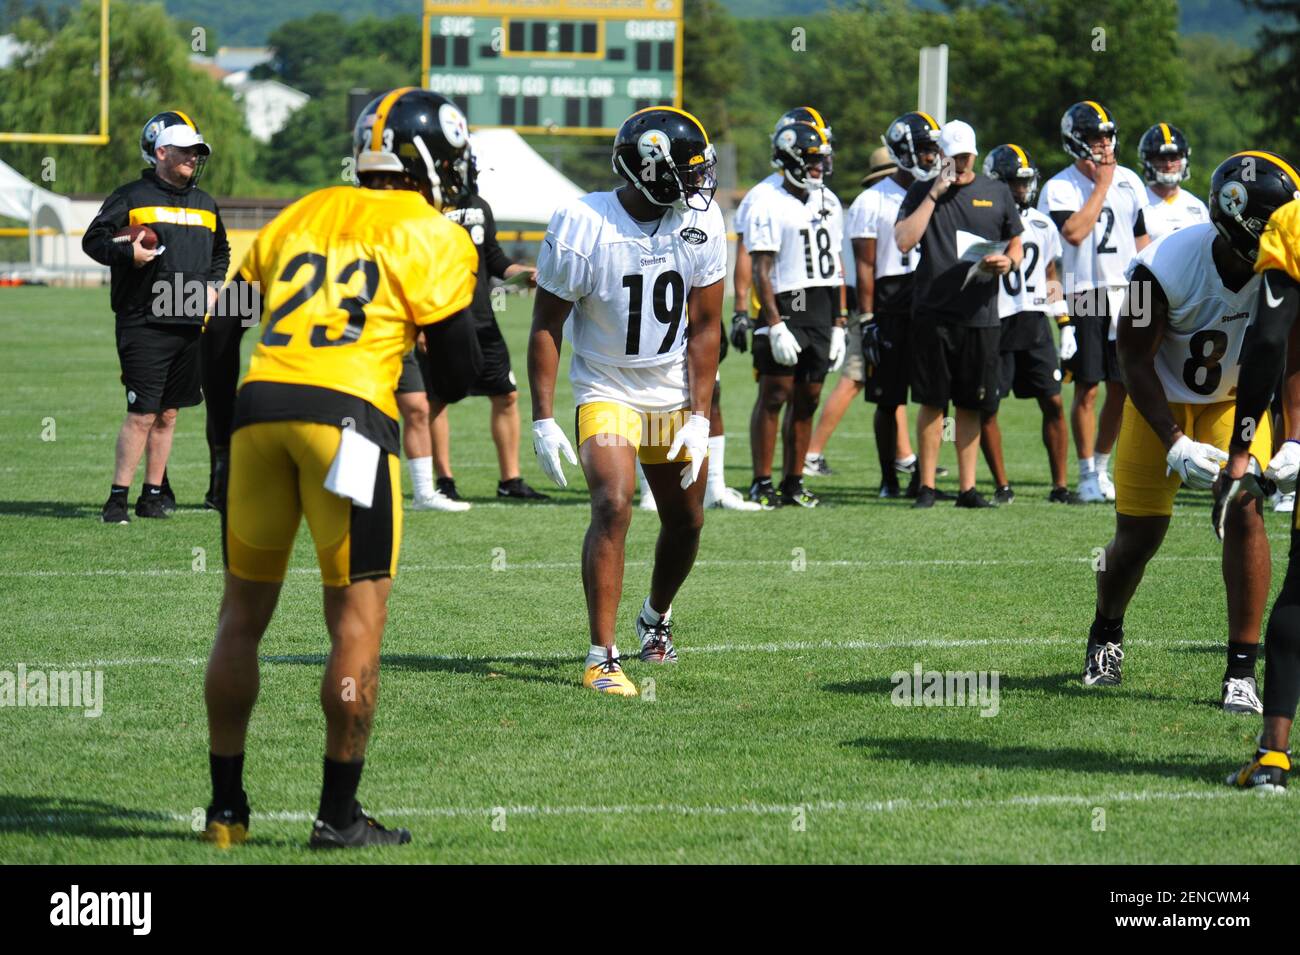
[[1081, 152, 1299, 711], [838, 115, 943, 497], [198, 88, 480, 847], [744, 121, 846, 508], [395, 350, 470, 511], [1222, 189, 1300, 791], [1039, 101, 1150, 503], [528, 107, 725, 696], [1138, 123, 1208, 243], [980, 144, 1071, 503]]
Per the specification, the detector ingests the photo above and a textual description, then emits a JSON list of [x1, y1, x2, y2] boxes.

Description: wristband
[[1051, 299, 1070, 325]]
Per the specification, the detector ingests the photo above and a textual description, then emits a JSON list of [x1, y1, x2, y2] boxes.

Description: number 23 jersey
[[536, 191, 727, 369], [1131, 222, 1261, 405]]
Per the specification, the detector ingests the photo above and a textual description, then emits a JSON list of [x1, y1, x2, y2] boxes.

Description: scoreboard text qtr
[[423, 0, 684, 136]]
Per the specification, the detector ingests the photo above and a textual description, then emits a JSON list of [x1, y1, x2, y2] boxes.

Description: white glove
[[828, 326, 847, 371], [769, 322, 802, 366], [531, 418, 577, 488], [1265, 440, 1300, 493], [666, 414, 711, 489], [1058, 325, 1077, 362], [1166, 434, 1229, 490]]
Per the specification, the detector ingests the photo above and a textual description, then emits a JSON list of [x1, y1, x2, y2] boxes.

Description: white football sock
[[640, 597, 670, 627], [707, 435, 726, 491], [586, 644, 619, 667], [896, 453, 917, 469], [408, 456, 434, 499], [1092, 452, 1111, 476], [1079, 457, 1097, 480]]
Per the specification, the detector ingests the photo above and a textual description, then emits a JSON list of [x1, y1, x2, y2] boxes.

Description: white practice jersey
[[1142, 185, 1209, 244], [1130, 222, 1260, 405], [536, 190, 727, 369], [745, 182, 844, 294], [1039, 163, 1146, 292], [998, 207, 1063, 318], [734, 173, 782, 244], [844, 176, 917, 288]]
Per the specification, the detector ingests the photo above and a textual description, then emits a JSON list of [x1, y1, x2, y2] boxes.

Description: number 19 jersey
[[535, 191, 727, 369], [1131, 222, 1261, 405]]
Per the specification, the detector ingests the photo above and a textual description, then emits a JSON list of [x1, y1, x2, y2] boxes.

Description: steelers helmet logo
[[439, 103, 469, 149], [637, 129, 671, 162], [775, 128, 798, 151], [1219, 180, 1248, 217]]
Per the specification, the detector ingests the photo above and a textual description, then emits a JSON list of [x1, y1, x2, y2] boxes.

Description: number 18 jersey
[[536, 190, 727, 369], [744, 183, 844, 295]]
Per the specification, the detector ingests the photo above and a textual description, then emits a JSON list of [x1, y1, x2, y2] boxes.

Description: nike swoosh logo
[[1265, 274, 1285, 309]]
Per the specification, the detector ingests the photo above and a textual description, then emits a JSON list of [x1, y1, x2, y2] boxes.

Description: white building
[[222, 73, 310, 143]]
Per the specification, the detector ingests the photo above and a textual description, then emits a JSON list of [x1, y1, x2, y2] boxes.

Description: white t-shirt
[[745, 182, 844, 294], [1038, 163, 1146, 292], [536, 190, 727, 369], [1142, 185, 1210, 244], [1129, 222, 1260, 405], [998, 206, 1063, 318], [734, 173, 782, 245], [844, 176, 917, 288]]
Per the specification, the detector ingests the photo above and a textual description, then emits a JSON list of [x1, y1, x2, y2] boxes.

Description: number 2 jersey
[[536, 190, 726, 410], [1129, 222, 1261, 405], [211, 185, 478, 453], [744, 182, 844, 321], [1038, 163, 1146, 293], [997, 206, 1063, 318]]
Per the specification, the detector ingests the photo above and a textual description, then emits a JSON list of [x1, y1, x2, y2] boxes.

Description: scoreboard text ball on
[[422, 0, 684, 136]]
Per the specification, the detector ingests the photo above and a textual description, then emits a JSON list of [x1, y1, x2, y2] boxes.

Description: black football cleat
[[748, 479, 782, 510], [955, 488, 995, 509], [497, 477, 550, 501], [159, 472, 177, 515], [779, 477, 819, 508], [1083, 640, 1124, 686], [1227, 748, 1290, 793], [135, 493, 170, 519], [1048, 486, 1078, 504], [435, 477, 468, 503], [309, 805, 411, 850], [912, 485, 937, 509], [993, 484, 1015, 505], [102, 495, 130, 525], [201, 801, 250, 848]]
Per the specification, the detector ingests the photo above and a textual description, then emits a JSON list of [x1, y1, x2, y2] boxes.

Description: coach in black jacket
[[83, 117, 229, 524]]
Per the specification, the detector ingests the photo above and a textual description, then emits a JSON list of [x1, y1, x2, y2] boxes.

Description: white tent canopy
[[0, 157, 77, 277], [470, 128, 585, 225]]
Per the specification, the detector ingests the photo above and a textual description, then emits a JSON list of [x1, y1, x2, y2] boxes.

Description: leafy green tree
[[1242, 0, 1300, 161], [0, 0, 257, 194], [682, 0, 743, 140]]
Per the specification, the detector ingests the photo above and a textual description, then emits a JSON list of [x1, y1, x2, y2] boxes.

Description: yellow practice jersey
[[1257, 198, 1300, 284], [237, 185, 477, 420]]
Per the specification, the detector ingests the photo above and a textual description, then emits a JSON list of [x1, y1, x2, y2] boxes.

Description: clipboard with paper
[[955, 229, 1008, 291]]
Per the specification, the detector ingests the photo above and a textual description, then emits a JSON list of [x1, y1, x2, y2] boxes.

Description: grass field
[[1, 285, 1295, 864]]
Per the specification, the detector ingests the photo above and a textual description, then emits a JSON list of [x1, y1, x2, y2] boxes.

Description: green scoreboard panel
[[423, 0, 683, 136]]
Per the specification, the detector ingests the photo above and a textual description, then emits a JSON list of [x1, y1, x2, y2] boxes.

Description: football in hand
[[112, 225, 159, 249]]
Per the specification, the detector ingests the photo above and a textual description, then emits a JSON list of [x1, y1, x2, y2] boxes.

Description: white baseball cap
[[938, 120, 976, 157], [155, 123, 211, 155]]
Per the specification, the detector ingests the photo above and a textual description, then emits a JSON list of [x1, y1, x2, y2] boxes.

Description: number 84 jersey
[[744, 183, 844, 296], [536, 191, 727, 368], [1132, 222, 1261, 405]]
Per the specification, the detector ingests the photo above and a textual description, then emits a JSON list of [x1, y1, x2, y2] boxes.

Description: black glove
[[860, 319, 882, 369], [205, 446, 230, 514], [730, 311, 752, 353], [718, 315, 729, 362]]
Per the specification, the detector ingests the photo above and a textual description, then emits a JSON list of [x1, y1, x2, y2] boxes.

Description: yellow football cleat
[[584, 657, 638, 696], [1226, 748, 1291, 793], [201, 807, 250, 848]]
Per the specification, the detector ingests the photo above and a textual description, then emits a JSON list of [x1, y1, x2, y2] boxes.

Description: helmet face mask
[[612, 107, 716, 212], [772, 121, 832, 191], [883, 112, 942, 181], [983, 144, 1039, 211], [352, 89, 475, 208], [1062, 102, 1118, 164], [1139, 123, 1191, 187], [1208, 150, 1300, 263], [139, 111, 209, 186]]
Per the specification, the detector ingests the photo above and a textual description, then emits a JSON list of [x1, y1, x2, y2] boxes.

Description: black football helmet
[[140, 110, 209, 184], [352, 87, 474, 208], [1208, 151, 1300, 263], [984, 144, 1039, 210], [775, 107, 833, 174], [1061, 101, 1117, 163], [882, 111, 942, 181], [772, 121, 832, 190], [1138, 123, 1190, 186], [612, 107, 717, 212]]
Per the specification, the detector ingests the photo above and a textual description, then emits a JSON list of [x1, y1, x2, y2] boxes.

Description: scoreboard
[[422, 0, 683, 136]]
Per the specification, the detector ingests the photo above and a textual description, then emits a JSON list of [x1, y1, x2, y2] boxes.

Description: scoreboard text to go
[[425, 12, 682, 134]]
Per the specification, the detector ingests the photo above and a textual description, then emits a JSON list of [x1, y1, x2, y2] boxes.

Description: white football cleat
[[1076, 472, 1106, 504], [411, 489, 471, 512], [1222, 676, 1263, 715], [705, 484, 762, 511], [1276, 491, 1295, 514], [1096, 469, 1116, 502]]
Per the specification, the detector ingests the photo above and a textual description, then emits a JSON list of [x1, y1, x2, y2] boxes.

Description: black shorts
[[752, 323, 834, 383], [467, 317, 516, 397], [396, 349, 426, 395], [999, 311, 1062, 400], [115, 322, 203, 414], [910, 315, 1001, 413], [1064, 289, 1122, 385], [864, 307, 911, 406]]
